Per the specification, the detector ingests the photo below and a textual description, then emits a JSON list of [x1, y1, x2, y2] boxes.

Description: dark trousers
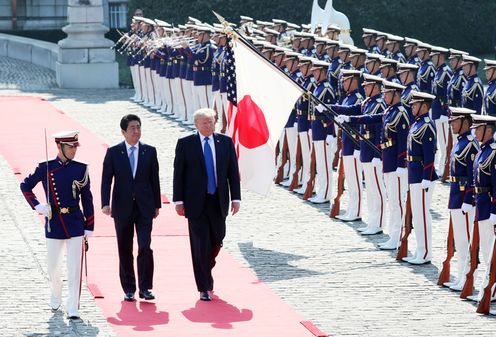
[[187, 193, 226, 292], [114, 201, 154, 293]]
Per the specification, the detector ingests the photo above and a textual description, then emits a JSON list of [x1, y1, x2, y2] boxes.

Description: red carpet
[[0, 96, 325, 337]]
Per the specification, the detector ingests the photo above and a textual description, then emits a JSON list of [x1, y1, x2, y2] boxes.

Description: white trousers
[[276, 130, 289, 179], [145, 68, 155, 106], [212, 90, 225, 132], [130, 65, 141, 100], [476, 220, 496, 299], [195, 84, 213, 109], [384, 170, 408, 242], [450, 208, 475, 283], [186, 80, 198, 124], [159, 77, 170, 113], [138, 66, 147, 103], [286, 126, 299, 182], [172, 78, 185, 120], [46, 236, 83, 317], [298, 131, 313, 188], [342, 154, 363, 219], [410, 183, 434, 261], [363, 162, 386, 230], [151, 71, 161, 108], [435, 119, 449, 176], [314, 139, 337, 200], [179, 79, 189, 121]]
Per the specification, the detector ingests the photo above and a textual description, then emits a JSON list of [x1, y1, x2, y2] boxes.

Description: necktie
[[129, 146, 136, 177], [204, 137, 216, 194]]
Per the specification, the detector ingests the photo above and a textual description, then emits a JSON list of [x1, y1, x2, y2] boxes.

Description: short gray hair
[[193, 108, 216, 124]]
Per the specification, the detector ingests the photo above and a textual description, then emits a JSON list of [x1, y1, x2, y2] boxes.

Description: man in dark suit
[[101, 114, 161, 301], [173, 108, 241, 301]]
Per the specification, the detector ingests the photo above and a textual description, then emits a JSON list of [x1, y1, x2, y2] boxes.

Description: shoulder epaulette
[[424, 116, 430, 123]]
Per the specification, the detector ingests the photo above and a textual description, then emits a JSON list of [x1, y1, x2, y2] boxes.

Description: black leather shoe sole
[[139, 291, 155, 300], [124, 293, 135, 302], [200, 291, 211, 301]]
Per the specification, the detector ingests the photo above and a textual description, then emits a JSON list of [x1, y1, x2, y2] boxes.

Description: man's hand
[[154, 208, 160, 219], [231, 201, 240, 216], [84, 230, 93, 238], [175, 204, 185, 216], [102, 206, 111, 216], [421, 179, 431, 191]]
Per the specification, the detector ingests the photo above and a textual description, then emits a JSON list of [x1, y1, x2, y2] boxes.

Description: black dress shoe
[[200, 291, 211, 301], [67, 315, 80, 320], [139, 290, 155, 300], [124, 292, 135, 302]]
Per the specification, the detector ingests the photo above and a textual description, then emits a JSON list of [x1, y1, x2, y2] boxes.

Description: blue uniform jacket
[[331, 89, 364, 155], [165, 47, 177, 79], [462, 75, 484, 114], [285, 70, 305, 128], [349, 103, 410, 173], [20, 158, 94, 239], [311, 80, 337, 140], [211, 46, 224, 92], [326, 56, 342, 99], [473, 139, 496, 221], [431, 63, 453, 120], [401, 81, 419, 117], [297, 76, 318, 133], [183, 42, 216, 86], [448, 67, 466, 107], [416, 60, 435, 94], [484, 81, 496, 116], [407, 55, 421, 66], [448, 131, 479, 209], [390, 51, 406, 63], [407, 114, 438, 184]]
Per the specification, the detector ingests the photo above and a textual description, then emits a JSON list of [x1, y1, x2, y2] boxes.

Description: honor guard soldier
[[337, 44, 354, 101], [338, 81, 410, 248], [20, 131, 94, 319], [431, 46, 453, 176], [402, 91, 438, 265], [404, 37, 421, 66], [335, 73, 387, 234], [182, 26, 216, 110], [282, 51, 306, 188], [385, 34, 406, 63], [349, 48, 367, 73], [447, 49, 469, 108], [468, 114, 496, 302], [461, 54, 484, 114], [324, 40, 342, 96], [416, 42, 436, 94], [309, 60, 338, 203], [211, 28, 227, 132], [365, 53, 384, 76], [325, 24, 341, 41], [362, 28, 381, 54], [331, 69, 364, 221], [379, 58, 401, 84], [483, 59, 496, 116], [314, 37, 328, 60], [397, 63, 419, 113], [442, 107, 479, 291], [264, 28, 279, 45], [294, 56, 318, 195], [300, 32, 318, 58], [375, 31, 388, 56]]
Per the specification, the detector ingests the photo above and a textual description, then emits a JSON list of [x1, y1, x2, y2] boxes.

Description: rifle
[[461, 219, 480, 298], [330, 152, 345, 218], [275, 132, 289, 184], [476, 236, 496, 314], [437, 215, 454, 285], [303, 146, 316, 199], [289, 136, 302, 191], [442, 130, 453, 182], [396, 190, 412, 260]]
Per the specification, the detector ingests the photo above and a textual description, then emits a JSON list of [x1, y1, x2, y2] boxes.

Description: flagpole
[[213, 11, 382, 156]]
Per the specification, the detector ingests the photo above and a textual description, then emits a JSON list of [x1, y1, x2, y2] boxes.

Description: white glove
[[490, 214, 496, 225], [35, 203, 51, 217], [84, 230, 93, 237], [293, 122, 298, 128], [396, 167, 407, 175], [461, 203, 473, 213], [439, 115, 449, 122], [371, 157, 381, 167], [421, 179, 431, 190], [326, 134, 335, 145], [353, 150, 360, 159], [335, 115, 350, 124], [315, 104, 326, 113]]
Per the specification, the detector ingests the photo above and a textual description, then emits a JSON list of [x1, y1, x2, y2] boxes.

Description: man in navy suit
[[101, 114, 161, 301], [173, 108, 241, 301]]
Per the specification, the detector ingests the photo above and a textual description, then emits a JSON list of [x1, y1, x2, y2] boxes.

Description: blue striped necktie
[[204, 137, 216, 194]]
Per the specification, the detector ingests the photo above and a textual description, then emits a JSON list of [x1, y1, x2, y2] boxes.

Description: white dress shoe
[[293, 186, 306, 194], [280, 179, 292, 187], [361, 227, 383, 235], [407, 257, 431, 265], [309, 196, 330, 204], [443, 280, 458, 288], [402, 254, 417, 263], [449, 282, 465, 292], [378, 242, 398, 250], [466, 293, 481, 302], [357, 225, 369, 232], [339, 215, 361, 222]]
